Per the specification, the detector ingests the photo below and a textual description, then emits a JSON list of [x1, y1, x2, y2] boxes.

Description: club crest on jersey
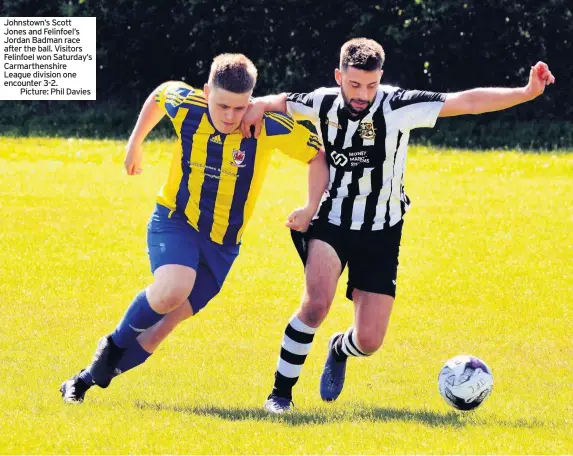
[[358, 120, 375, 140], [231, 149, 246, 167]]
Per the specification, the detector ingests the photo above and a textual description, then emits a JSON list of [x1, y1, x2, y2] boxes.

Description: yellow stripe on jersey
[[266, 113, 294, 131], [267, 111, 295, 128], [209, 138, 241, 244], [185, 98, 208, 106], [185, 94, 207, 104], [186, 100, 209, 109], [186, 101, 208, 109], [166, 91, 185, 101], [185, 114, 215, 229], [156, 107, 190, 210], [266, 111, 292, 123], [165, 97, 185, 107]]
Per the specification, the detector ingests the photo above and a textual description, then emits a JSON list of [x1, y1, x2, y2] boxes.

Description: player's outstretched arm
[[287, 148, 329, 233], [240, 93, 288, 138], [439, 61, 555, 118], [124, 87, 166, 175]]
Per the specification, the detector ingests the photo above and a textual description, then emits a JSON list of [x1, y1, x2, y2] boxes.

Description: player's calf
[[137, 300, 193, 352]]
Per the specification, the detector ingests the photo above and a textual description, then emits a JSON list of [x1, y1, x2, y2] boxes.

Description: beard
[[341, 86, 374, 116]]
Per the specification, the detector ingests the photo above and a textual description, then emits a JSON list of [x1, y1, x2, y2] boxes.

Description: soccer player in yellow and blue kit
[[60, 53, 329, 403]]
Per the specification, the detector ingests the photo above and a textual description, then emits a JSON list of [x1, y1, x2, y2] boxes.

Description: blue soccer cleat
[[263, 394, 294, 414], [320, 332, 347, 402], [88, 335, 125, 388]]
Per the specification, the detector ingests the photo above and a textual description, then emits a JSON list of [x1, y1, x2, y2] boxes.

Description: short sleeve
[[155, 81, 199, 119], [387, 89, 446, 130], [262, 112, 322, 163]]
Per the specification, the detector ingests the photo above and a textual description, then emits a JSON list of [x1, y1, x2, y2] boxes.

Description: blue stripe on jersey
[[197, 133, 226, 235], [222, 137, 258, 245], [264, 115, 292, 136], [175, 105, 207, 214]]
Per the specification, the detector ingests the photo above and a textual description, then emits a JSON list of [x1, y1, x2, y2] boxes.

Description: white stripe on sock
[[289, 316, 317, 335], [350, 328, 368, 356], [282, 334, 313, 356], [343, 331, 361, 356], [277, 359, 303, 378]]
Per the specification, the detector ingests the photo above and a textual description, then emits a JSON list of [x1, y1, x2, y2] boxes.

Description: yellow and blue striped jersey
[[154, 81, 322, 245]]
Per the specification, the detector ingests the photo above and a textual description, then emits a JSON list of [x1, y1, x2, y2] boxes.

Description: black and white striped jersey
[[286, 86, 445, 230]]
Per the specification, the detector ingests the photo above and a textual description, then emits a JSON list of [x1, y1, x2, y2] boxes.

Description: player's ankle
[[270, 387, 292, 400]]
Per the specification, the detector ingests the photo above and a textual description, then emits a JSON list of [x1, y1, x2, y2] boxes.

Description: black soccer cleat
[[88, 335, 126, 388], [60, 372, 91, 404]]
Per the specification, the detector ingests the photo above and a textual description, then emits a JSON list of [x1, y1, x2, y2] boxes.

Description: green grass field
[[1, 137, 572, 454]]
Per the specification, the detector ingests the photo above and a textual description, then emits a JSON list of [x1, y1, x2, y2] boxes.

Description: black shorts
[[291, 220, 403, 300]]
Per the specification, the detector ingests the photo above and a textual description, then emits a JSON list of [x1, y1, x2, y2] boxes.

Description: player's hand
[[124, 142, 143, 175], [525, 61, 555, 99], [240, 99, 266, 138], [286, 206, 315, 232]]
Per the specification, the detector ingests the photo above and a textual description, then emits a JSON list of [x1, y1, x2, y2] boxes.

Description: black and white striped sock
[[271, 316, 317, 399], [331, 327, 371, 361]]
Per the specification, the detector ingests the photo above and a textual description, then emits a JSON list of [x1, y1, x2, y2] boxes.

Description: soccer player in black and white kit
[[241, 38, 555, 414]]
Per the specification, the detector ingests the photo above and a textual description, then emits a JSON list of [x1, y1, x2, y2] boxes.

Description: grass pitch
[[0, 137, 571, 454]]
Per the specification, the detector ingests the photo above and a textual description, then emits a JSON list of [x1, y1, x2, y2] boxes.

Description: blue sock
[[115, 341, 152, 375], [81, 342, 152, 385], [78, 369, 94, 385], [111, 290, 163, 348]]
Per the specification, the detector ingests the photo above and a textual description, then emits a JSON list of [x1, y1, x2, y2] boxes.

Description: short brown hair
[[208, 53, 257, 93], [340, 38, 385, 71]]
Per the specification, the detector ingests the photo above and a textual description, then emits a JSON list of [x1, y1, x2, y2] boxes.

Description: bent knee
[[355, 333, 384, 355], [147, 284, 191, 313]]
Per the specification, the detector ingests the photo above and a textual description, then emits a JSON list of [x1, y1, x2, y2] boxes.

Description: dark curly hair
[[340, 38, 385, 71]]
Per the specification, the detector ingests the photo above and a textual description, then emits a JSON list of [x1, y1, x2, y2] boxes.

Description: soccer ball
[[438, 355, 493, 411]]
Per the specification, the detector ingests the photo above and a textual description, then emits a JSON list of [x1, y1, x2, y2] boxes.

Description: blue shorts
[[147, 204, 240, 314]]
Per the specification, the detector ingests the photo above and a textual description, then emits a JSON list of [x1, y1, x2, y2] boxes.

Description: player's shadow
[[135, 400, 465, 427], [136, 401, 544, 428]]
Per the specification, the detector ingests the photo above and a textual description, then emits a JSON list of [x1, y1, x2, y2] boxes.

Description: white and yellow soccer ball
[[438, 355, 493, 411]]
